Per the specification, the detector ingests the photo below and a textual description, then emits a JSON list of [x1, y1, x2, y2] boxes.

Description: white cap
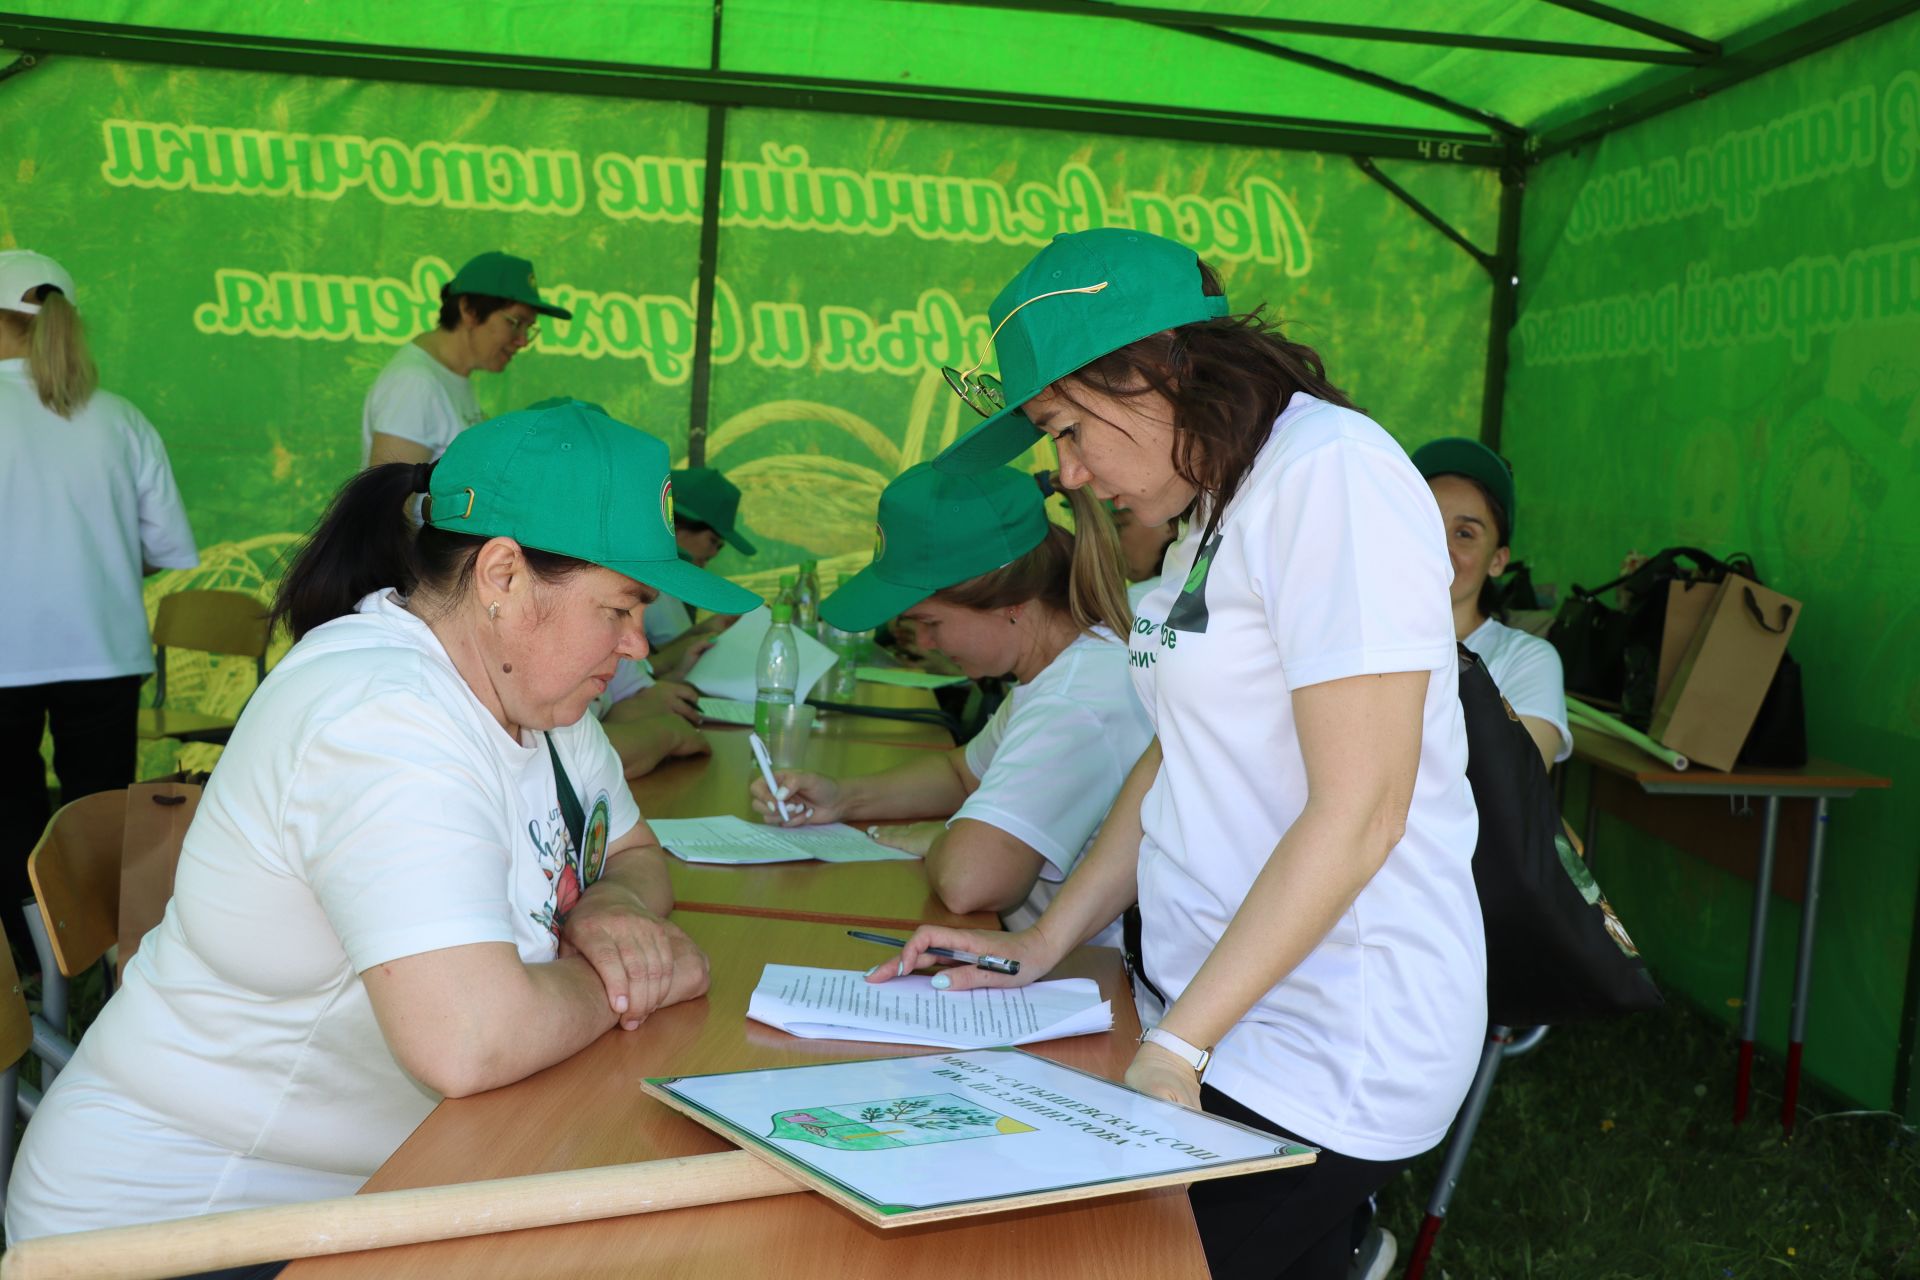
[[0, 251, 77, 316]]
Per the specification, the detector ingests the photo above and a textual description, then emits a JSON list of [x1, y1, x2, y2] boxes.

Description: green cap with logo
[[934, 229, 1230, 475], [820, 463, 1051, 631], [448, 251, 573, 320], [670, 467, 758, 556], [426, 399, 761, 615], [1411, 436, 1516, 542]]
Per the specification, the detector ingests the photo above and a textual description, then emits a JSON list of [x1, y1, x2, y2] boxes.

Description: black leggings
[[1190, 1086, 1416, 1280]]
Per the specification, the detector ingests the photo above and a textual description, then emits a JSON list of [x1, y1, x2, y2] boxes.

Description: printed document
[[748, 963, 1112, 1048], [651, 816, 918, 864]]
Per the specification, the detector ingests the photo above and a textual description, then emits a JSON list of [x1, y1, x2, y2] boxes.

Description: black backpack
[[1457, 645, 1663, 1026]]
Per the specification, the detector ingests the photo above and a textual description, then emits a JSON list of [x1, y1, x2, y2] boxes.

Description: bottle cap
[[771, 601, 794, 623]]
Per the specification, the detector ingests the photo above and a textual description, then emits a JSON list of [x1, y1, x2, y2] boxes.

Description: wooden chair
[[25, 790, 128, 1056], [136, 589, 272, 745], [0, 928, 34, 1221]]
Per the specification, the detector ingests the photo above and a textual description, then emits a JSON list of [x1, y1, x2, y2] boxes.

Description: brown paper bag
[[1655, 579, 1719, 706], [117, 781, 200, 980], [1650, 574, 1800, 770]]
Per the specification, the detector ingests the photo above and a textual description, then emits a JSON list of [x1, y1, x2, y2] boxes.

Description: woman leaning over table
[[872, 230, 1483, 1280], [6, 401, 761, 1259], [748, 462, 1149, 943]]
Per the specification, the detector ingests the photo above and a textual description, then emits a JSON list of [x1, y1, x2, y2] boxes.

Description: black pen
[[847, 929, 1021, 976]]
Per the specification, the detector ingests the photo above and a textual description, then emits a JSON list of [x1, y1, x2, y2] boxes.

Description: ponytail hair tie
[[410, 461, 435, 495]]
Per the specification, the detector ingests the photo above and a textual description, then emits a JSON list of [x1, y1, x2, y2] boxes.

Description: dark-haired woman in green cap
[[872, 229, 1483, 1280], [1413, 436, 1569, 771], [8, 401, 761, 1247], [637, 465, 758, 676], [362, 250, 572, 467], [747, 463, 1149, 938]]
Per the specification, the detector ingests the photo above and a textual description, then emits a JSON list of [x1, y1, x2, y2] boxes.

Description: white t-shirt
[[954, 628, 1150, 950], [590, 657, 657, 719], [644, 594, 694, 648], [360, 341, 485, 463], [5, 591, 640, 1240], [1128, 394, 1484, 1163], [1127, 576, 1161, 611], [1464, 616, 1572, 763], [0, 361, 198, 685]]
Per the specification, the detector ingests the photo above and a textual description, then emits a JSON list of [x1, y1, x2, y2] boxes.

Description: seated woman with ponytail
[[6, 401, 761, 1249], [747, 464, 1149, 945]]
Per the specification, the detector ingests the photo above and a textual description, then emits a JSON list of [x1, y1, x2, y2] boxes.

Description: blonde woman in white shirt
[[0, 250, 197, 951], [877, 230, 1483, 1280], [748, 463, 1146, 940], [7, 401, 760, 1252]]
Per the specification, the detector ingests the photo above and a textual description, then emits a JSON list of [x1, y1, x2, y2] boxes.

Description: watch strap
[[1140, 1026, 1212, 1074]]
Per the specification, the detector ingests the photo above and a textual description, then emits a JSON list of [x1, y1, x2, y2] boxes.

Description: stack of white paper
[[687, 608, 839, 703], [748, 963, 1113, 1049], [651, 816, 918, 864]]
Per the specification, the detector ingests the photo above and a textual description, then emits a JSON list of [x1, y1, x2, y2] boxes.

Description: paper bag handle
[[1742, 586, 1793, 634]]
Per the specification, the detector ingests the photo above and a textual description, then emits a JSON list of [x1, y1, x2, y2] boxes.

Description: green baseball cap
[[934, 229, 1230, 475], [820, 463, 1051, 631], [426, 400, 761, 615], [1411, 437, 1516, 541], [670, 467, 757, 556], [448, 251, 573, 320]]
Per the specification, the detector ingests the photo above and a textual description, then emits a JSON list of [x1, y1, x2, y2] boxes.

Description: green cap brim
[[601, 553, 761, 616], [932, 402, 1041, 475], [676, 500, 758, 557], [818, 564, 937, 632], [530, 299, 573, 320]]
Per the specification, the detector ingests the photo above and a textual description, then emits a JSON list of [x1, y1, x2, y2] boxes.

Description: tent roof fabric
[[0, 0, 1909, 163]]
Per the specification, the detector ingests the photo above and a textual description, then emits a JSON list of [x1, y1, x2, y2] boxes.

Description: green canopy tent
[[2, 0, 1917, 1118]]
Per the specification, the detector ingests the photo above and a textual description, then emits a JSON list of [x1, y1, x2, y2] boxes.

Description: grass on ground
[[1378, 997, 1920, 1278]]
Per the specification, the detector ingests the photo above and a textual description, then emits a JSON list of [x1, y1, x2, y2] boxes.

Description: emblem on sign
[[770, 1094, 1035, 1152]]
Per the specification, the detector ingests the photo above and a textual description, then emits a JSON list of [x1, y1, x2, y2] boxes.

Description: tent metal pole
[[1350, 157, 1496, 272], [1538, 0, 1719, 55], [0, 51, 43, 87], [686, 0, 728, 469], [1113, 11, 1525, 139], [0, 15, 1507, 165], [894, 0, 1709, 64], [1478, 164, 1525, 453], [1532, 0, 1920, 159]]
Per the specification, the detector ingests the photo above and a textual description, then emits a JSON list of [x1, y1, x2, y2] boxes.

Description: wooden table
[[636, 730, 996, 931], [284, 913, 1204, 1279], [804, 679, 959, 748], [1570, 726, 1891, 1130]]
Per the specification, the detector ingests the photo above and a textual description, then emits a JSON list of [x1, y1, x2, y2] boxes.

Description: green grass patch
[[1379, 998, 1920, 1278]]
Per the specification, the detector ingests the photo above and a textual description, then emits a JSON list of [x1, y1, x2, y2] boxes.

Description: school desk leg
[[1735, 796, 1782, 1125], [1781, 797, 1830, 1136], [1404, 1026, 1511, 1280]]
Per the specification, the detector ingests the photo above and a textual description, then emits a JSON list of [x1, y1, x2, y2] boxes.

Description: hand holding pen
[[857, 924, 1052, 992]]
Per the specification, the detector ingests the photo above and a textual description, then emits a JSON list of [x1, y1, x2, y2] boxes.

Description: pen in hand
[[847, 929, 1021, 976]]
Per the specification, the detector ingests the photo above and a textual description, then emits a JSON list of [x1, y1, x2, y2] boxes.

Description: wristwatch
[[1139, 1026, 1213, 1074]]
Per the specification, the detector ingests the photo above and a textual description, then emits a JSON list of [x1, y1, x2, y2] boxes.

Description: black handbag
[[1458, 646, 1663, 1025], [1737, 650, 1809, 767], [1547, 546, 1746, 724]]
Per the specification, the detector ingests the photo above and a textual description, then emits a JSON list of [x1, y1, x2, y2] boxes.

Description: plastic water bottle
[[754, 600, 800, 737], [793, 560, 820, 634]]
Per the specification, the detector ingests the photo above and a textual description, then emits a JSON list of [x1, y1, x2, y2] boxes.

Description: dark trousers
[[0, 676, 144, 948], [1191, 1085, 1417, 1280]]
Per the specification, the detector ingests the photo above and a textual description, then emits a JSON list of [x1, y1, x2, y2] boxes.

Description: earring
[[1008, 612, 1019, 626], [488, 601, 500, 621]]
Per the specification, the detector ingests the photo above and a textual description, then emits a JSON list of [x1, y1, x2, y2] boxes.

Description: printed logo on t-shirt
[[1164, 532, 1223, 633], [528, 788, 615, 940]]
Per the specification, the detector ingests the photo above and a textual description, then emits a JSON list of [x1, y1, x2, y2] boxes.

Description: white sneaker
[[1348, 1226, 1397, 1280]]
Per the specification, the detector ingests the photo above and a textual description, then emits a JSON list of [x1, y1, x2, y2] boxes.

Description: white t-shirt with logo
[[1464, 616, 1572, 763], [954, 628, 1150, 950], [0, 361, 198, 685], [5, 591, 640, 1240], [1128, 394, 1484, 1163], [360, 341, 485, 463]]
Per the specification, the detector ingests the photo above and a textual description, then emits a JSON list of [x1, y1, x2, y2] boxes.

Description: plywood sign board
[[644, 1047, 1315, 1228]]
